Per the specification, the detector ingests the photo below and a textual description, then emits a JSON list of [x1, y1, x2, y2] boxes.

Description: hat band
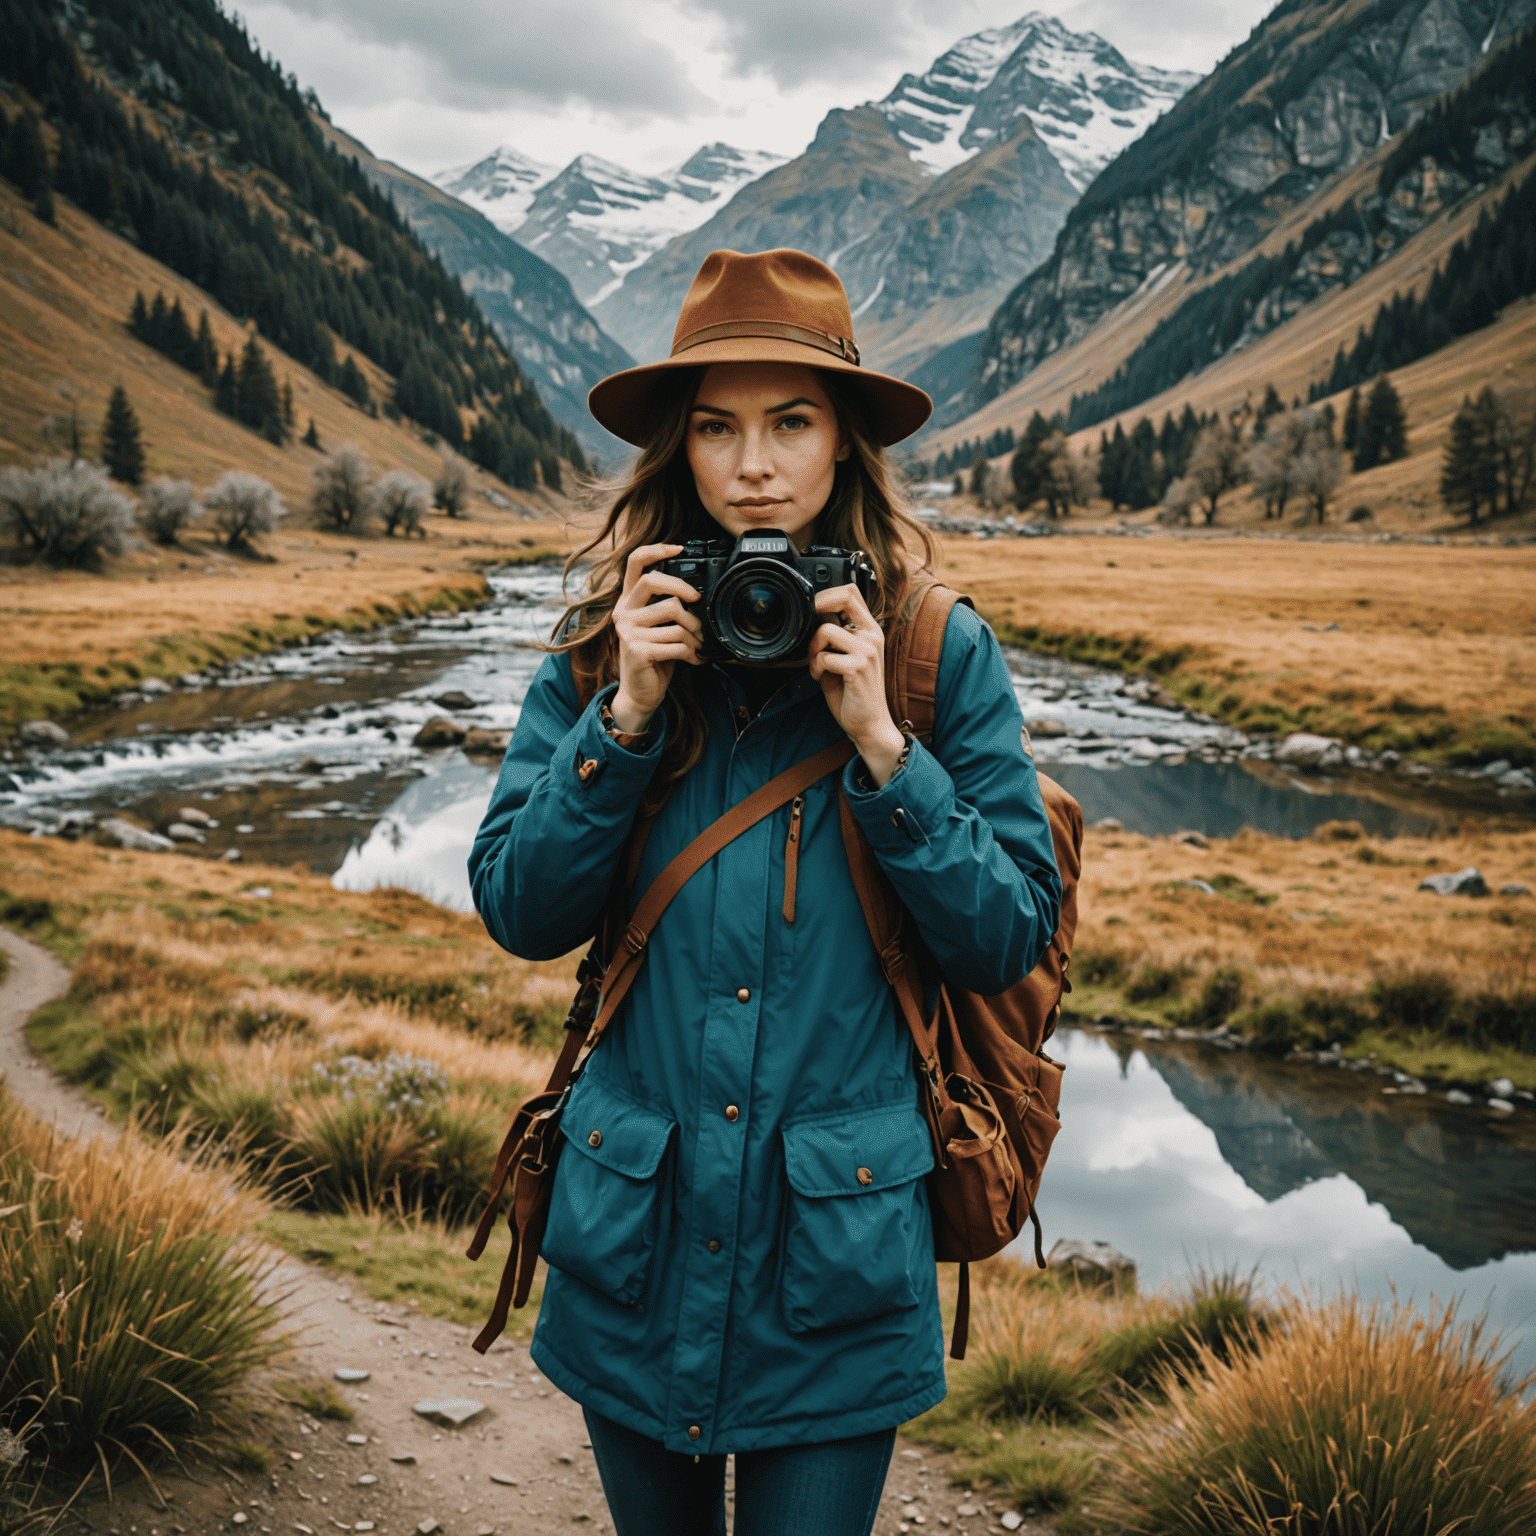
[[671, 319, 861, 367]]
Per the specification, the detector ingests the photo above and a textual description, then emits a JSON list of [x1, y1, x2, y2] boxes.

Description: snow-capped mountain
[[879, 12, 1199, 191], [432, 142, 784, 308], [435, 145, 557, 230]]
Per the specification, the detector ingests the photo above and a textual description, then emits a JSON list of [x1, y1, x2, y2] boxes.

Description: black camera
[[659, 531, 876, 663]]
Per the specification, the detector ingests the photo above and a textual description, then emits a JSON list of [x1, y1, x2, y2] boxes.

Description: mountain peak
[[878, 10, 1198, 189], [433, 145, 556, 226]]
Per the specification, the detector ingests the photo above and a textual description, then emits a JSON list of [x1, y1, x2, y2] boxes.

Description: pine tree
[[196, 311, 218, 386], [282, 379, 295, 430], [1440, 397, 1489, 523], [1255, 383, 1284, 437], [1341, 387, 1362, 453], [303, 417, 320, 449], [101, 384, 145, 486], [235, 332, 284, 442], [215, 353, 238, 417], [130, 290, 149, 336], [1354, 375, 1409, 471], [4, 112, 49, 200]]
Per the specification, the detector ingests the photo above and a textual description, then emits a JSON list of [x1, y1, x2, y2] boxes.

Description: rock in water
[[98, 818, 175, 853], [166, 822, 206, 844], [433, 690, 477, 710], [1001, 1514, 1023, 1531], [1046, 1239, 1137, 1294], [1026, 717, 1068, 737], [1501, 883, 1531, 897], [413, 1398, 486, 1427], [414, 716, 467, 748], [177, 806, 215, 826], [335, 1368, 370, 1383], [1418, 868, 1489, 897], [1091, 817, 1125, 832], [19, 719, 71, 746], [461, 727, 510, 757], [1275, 733, 1343, 769]]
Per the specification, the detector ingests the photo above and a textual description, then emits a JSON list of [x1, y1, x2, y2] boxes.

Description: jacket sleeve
[[840, 602, 1062, 995], [468, 651, 668, 960]]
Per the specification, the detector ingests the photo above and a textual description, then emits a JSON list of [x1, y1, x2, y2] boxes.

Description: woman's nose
[[737, 428, 772, 480]]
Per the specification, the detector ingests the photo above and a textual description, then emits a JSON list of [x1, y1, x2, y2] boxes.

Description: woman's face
[[686, 362, 849, 549]]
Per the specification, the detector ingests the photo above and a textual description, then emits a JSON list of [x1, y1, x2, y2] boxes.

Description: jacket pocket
[[541, 1074, 676, 1306], [780, 1100, 935, 1333]]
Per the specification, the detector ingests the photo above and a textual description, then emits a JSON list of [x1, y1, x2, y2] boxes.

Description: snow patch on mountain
[[434, 145, 556, 230], [879, 11, 1198, 190]]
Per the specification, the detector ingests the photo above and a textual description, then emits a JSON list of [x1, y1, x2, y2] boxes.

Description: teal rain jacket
[[468, 601, 1061, 1454]]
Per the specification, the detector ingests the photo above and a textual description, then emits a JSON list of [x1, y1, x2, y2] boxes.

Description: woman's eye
[[699, 420, 731, 436], [777, 415, 809, 431]]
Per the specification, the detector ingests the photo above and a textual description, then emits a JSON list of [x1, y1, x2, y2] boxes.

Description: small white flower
[[65, 1217, 83, 1243]]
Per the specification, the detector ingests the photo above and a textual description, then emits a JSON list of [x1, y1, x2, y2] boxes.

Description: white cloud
[[235, 0, 1280, 182]]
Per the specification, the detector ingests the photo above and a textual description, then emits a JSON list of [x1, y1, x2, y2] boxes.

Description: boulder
[[1090, 817, 1125, 833], [1046, 1238, 1136, 1295], [433, 690, 477, 711], [461, 728, 510, 758], [414, 716, 467, 748], [1275, 732, 1342, 768], [1500, 882, 1530, 897], [139, 677, 173, 697], [177, 806, 215, 827], [1026, 717, 1069, 737], [20, 719, 71, 747], [1498, 767, 1535, 791], [98, 818, 175, 853], [1173, 829, 1209, 848], [1418, 867, 1489, 897], [166, 822, 206, 844]]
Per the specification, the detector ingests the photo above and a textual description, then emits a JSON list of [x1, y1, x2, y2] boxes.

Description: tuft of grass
[[1173, 966, 1246, 1029], [227, 1442, 271, 1473], [1096, 1295, 1536, 1535], [0, 1089, 282, 1475], [273, 1380, 354, 1422], [1125, 963, 1188, 1004], [952, 1347, 1099, 1426]]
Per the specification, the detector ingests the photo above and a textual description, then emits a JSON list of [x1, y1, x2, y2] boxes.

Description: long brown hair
[[553, 367, 937, 798]]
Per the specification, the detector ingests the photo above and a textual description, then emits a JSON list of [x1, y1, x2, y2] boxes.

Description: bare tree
[[139, 476, 203, 546], [205, 471, 285, 549], [1184, 423, 1247, 524], [1158, 476, 1198, 525], [432, 456, 471, 519], [40, 381, 86, 460], [1038, 432, 1098, 518], [371, 470, 430, 538], [0, 458, 135, 566], [311, 445, 373, 533], [1292, 445, 1349, 523], [1246, 408, 1337, 521], [1482, 380, 1536, 518]]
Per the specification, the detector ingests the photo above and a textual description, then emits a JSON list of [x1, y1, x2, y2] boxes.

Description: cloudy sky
[[238, 0, 1276, 181]]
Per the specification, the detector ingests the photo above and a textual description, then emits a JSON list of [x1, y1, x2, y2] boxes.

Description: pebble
[[390, 1454, 417, 1466], [413, 1398, 487, 1427], [1090, 816, 1125, 832], [355, 1526, 375, 1533], [1502, 882, 1531, 897], [335, 1369, 370, 1384], [1418, 867, 1490, 897], [489, 1474, 517, 1486], [167, 822, 206, 844], [1000, 1515, 1023, 1531], [345, 1435, 368, 1446], [356, 1476, 376, 1487], [956, 1506, 980, 1518], [558, 1453, 574, 1465], [177, 806, 215, 826], [1489, 1098, 1515, 1113], [417, 1523, 441, 1536], [1445, 1089, 1473, 1105], [233, 1517, 248, 1527], [294, 1526, 313, 1534], [1489, 1077, 1516, 1097]]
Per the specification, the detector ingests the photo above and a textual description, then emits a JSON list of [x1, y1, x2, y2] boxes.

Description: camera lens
[[731, 581, 785, 640], [709, 560, 812, 662]]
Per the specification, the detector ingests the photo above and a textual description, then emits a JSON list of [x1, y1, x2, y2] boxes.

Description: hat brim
[[588, 338, 933, 449]]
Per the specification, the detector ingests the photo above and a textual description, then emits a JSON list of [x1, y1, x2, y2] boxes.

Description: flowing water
[[3, 567, 1531, 1359]]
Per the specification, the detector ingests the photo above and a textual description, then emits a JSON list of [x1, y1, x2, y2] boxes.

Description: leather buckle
[[623, 923, 648, 956], [878, 939, 905, 984]]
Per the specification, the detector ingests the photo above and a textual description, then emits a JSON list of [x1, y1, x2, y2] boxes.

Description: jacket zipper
[[782, 795, 803, 923]]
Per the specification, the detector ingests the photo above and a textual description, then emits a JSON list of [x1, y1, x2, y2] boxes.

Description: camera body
[[659, 531, 876, 664]]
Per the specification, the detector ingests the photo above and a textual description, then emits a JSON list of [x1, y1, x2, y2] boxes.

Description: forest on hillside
[[0, 0, 584, 486]]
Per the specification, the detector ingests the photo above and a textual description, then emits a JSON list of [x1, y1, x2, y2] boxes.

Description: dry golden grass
[[934, 527, 1536, 764], [0, 178, 588, 724]]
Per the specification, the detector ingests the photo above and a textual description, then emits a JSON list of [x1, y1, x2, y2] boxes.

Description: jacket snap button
[[725, 1105, 739, 1122], [856, 1167, 873, 1186], [736, 987, 750, 1003], [588, 1130, 602, 1148], [688, 1425, 701, 1442], [707, 1238, 721, 1254]]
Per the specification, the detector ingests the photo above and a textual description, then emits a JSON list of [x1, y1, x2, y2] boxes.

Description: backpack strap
[[886, 578, 971, 742]]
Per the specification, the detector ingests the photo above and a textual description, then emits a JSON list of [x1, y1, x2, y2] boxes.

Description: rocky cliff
[[965, 0, 1536, 416], [317, 124, 633, 454], [591, 106, 927, 364]]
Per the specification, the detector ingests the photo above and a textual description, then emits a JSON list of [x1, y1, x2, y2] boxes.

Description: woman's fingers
[[622, 543, 683, 595], [620, 595, 700, 633], [813, 582, 878, 632]]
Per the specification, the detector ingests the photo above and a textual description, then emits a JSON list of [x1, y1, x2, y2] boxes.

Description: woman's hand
[[609, 543, 703, 735], [808, 584, 906, 787]]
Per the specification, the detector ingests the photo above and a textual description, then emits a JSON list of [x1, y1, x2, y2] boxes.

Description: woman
[[469, 248, 1061, 1536]]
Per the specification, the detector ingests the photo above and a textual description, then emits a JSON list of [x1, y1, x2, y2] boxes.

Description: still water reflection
[[1039, 1028, 1536, 1372]]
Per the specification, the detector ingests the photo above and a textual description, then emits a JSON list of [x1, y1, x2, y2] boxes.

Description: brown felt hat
[[588, 248, 932, 448]]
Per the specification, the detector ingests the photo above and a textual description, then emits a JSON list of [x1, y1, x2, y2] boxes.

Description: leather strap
[[671, 319, 860, 366], [885, 581, 969, 742], [952, 1261, 970, 1361], [586, 740, 856, 1051]]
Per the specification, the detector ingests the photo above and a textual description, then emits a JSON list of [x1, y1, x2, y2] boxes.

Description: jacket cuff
[[557, 683, 667, 807], [842, 737, 952, 853]]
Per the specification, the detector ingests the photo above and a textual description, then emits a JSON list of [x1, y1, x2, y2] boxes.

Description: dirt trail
[[0, 925, 1030, 1536]]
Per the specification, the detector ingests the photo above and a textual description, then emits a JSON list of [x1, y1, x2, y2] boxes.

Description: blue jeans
[[583, 1407, 896, 1536]]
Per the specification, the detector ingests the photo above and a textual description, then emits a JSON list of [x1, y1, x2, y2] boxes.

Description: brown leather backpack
[[466, 578, 1082, 1359], [846, 579, 1083, 1356]]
